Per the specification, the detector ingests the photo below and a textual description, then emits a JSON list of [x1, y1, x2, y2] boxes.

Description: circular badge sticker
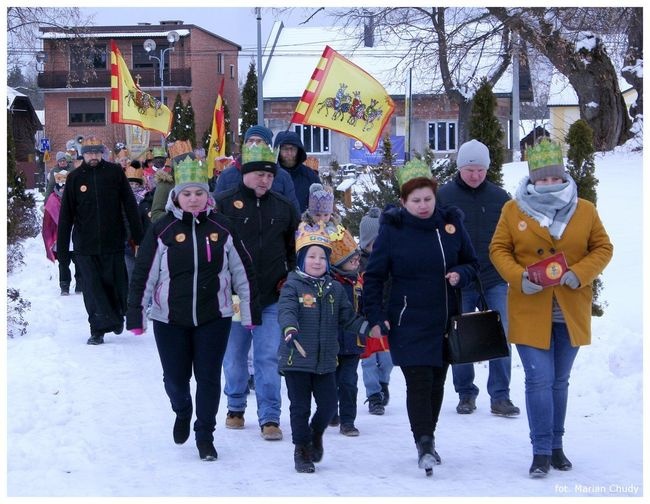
[[233, 200, 244, 209], [445, 223, 456, 234], [175, 233, 186, 243], [80, 185, 88, 193], [545, 262, 564, 281], [210, 232, 219, 242], [518, 220, 527, 231]]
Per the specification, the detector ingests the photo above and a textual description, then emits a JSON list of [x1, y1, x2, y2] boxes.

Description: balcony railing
[[37, 68, 192, 89]]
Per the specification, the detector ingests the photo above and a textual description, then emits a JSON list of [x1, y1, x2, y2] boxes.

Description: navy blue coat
[[332, 269, 365, 356], [437, 174, 510, 290], [363, 205, 478, 367]]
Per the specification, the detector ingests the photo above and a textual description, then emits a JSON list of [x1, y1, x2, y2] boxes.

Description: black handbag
[[444, 278, 509, 365]]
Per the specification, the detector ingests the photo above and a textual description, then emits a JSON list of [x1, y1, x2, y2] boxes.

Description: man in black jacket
[[437, 139, 520, 417], [274, 131, 320, 213], [215, 142, 299, 441], [57, 136, 143, 345]]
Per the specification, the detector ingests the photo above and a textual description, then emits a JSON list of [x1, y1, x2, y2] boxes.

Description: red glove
[[130, 328, 144, 336], [360, 335, 390, 359]]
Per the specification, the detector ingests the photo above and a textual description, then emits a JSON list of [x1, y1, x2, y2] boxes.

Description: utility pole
[[256, 7, 264, 126], [511, 31, 521, 162]]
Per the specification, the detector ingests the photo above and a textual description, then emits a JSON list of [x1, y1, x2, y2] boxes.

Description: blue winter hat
[[244, 125, 273, 146]]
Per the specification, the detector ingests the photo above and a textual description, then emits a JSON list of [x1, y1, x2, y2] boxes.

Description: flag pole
[[256, 7, 264, 126]]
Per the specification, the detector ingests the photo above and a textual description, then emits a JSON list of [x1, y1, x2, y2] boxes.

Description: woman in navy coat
[[363, 160, 478, 476]]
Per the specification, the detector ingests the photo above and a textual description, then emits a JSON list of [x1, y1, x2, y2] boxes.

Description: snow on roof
[[336, 178, 356, 192], [547, 71, 633, 107], [6, 87, 25, 109], [262, 22, 514, 99], [42, 29, 190, 39]]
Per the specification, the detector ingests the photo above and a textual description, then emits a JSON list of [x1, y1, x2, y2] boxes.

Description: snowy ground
[[5, 145, 644, 499]]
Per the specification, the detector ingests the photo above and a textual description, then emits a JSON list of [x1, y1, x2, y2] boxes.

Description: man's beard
[[88, 159, 100, 167], [280, 155, 297, 168]]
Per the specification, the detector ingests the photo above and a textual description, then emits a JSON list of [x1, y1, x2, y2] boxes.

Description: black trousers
[[154, 317, 231, 442], [58, 251, 82, 289], [401, 364, 449, 441], [74, 253, 128, 334], [334, 354, 360, 425], [284, 371, 337, 446]]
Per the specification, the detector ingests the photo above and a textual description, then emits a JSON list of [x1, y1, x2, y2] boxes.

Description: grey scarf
[[515, 174, 578, 239]]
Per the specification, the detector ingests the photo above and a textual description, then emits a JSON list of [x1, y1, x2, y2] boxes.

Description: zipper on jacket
[[205, 236, 212, 262], [191, 219, 199, 326], [398, 295, 408, 326], [435, 228, 449, 330]]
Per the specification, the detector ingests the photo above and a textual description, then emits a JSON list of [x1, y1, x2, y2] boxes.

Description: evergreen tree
[[341, 134, 400, 235], [467, 78, 505, 186], [168, 94, 185, 143], [7, 111, 38, 337], [183, 99, 197, 147], [7, 111, 39, 272], [413, 147, 456, 186], [240, 61, 258, 140], [565, 119, 604, 316]]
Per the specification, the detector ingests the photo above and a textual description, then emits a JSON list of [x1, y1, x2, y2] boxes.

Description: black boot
[[294, 444, 315, 473], [311, 429, 324, 463], [415, 435, 436, 477], [87, 331, 104, 345], [60, 282, 70, 296], [380, 382, 390, 406], [197, 440, 218, 461], [173, 408, 192, 445], [551, 448, 572, 471], [529, 454, 551, 477]]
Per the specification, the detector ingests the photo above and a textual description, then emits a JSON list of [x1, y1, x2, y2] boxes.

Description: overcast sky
[[80, 6, 331, 64]]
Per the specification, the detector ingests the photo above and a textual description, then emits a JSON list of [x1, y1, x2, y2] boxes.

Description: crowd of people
[[41, 130, 612, 477]]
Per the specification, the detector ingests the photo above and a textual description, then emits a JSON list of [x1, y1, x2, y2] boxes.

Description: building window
[[69, 98, 106, 125], [230, 64, 235, 79], [428, 121, 457, 152], [70, 44, 107, 76], [132, 42, 171, 70], [294, 125, 329, 154], [217, 53, 224, 74]]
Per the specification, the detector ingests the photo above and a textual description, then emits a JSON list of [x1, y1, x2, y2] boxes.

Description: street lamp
[[143, 30, 180, 112], [35, 50, 46, 73]]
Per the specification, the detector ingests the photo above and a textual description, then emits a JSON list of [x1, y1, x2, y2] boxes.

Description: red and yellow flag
[[205, 78, 226, 175], [110, 40, 172, 136], [291, 45, 395, 153]]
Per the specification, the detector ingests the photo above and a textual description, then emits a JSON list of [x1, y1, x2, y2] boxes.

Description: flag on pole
[[290, 45, 395, 153], [110, 40, 172, 136], [205, 78, 226, 175]]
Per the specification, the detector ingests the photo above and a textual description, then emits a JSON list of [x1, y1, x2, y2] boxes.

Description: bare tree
[[327, 7, 513, 144], [7, 7, 94, 77], [488, 7, 633, 150]]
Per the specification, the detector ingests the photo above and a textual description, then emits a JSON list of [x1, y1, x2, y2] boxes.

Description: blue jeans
[[516, 323, 579, 455], [452, 282, 512, 402], [223, 303, 282, 426], [361, 351, 394, 398]]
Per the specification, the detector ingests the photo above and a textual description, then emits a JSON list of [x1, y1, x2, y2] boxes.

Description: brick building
[[38, 20, 240, 159]]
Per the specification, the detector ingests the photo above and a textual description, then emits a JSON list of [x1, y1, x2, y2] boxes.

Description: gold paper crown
[[329, 225, 358, 266], [125, 165, 144, 182], [168, 140, 194, 160], [526, 139, 564, 172], [83, 136, 103, 147], [242, 143, 278, 165], [396, 159, 431, 188], [295, 222, 331, 253]]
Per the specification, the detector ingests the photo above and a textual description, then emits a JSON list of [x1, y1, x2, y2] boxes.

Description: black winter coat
[[437, 174, 510, 290], [363, 205, 478, 367], [126, 204, 259, 329], [58, 159, 143, 258], [332, 269, 366, 356], [215, 184, 299, 308]]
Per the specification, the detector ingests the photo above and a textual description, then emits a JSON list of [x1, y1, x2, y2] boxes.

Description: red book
[[526, 252, 569, 287]]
